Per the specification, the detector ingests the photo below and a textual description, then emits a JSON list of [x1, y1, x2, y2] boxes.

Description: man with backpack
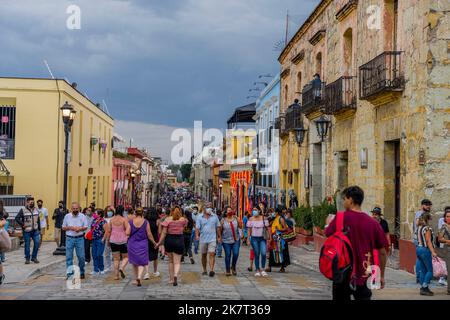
[[323, 186, 388, 300]]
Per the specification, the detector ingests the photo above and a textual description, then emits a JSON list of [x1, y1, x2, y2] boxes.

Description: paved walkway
[[1, 242, 65, 284], [0, 241, 449, 300]]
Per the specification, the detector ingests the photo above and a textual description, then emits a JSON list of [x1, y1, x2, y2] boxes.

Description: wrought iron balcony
[[302, 81, 326, 114], [285, 104, 302, 131], [0, 138, 15, 159], [324, 76, 357, 114], [359, 51, 405, 100], [274, 114, 288, 136]]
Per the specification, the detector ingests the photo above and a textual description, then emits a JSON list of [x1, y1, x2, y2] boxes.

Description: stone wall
[[278, 0, 449, 239]]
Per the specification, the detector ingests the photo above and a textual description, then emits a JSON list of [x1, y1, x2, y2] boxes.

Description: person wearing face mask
[[246, 206, 269, 277], [195, 206, 221, 277], [103, 206, 115, 273], [62, 202, 88, 279], [15, 197, 41, 264], [83, 208, 94, 264], [90, 209, 109, 275], [36, 200, 49, 248], [219, 207, 242, 276], [52, 201, 68, 248], [413, 199, 433, 284]]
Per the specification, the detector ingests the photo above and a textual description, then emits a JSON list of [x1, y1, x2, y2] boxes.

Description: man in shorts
[[196, 207, 221, 277]]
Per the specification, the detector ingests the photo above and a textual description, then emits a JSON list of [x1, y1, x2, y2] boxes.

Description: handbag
[[432, 256, 447, 278], [281, 227, 297, 243], [263, 223, 270, 240], [0, 228, 12, 253]]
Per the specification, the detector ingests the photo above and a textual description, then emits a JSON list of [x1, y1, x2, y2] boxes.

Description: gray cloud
[[1, 0, 320, 157]]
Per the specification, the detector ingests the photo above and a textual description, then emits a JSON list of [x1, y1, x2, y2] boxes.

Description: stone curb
[[26, 257, 66, 279]]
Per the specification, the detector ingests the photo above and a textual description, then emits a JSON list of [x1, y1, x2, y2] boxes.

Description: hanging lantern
[[315, 115, 331, 142]]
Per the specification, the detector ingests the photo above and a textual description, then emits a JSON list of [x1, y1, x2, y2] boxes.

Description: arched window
[[284, 85, 289, 109], [315, 52, 322, 78], [343, 28, 353, 75], [296, 72, 302, 93]]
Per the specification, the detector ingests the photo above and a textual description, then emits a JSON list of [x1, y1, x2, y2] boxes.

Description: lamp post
[[54, 101, 76, 256], [294, 127, 308, 146], [131, 170, 136, 208], [251, 157, 257, 208], [315, 115, 331, 142], [219, 182, 223, 210]]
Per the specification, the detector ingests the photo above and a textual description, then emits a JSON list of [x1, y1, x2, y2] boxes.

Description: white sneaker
[[255, 272, 261, 277], [153, 271, 160, 277], [100, 271, 105, 275], [438, 278, 448, 286], [261, 271, 268, 277], [143, 273, 150, 280], [103, 268, 110, 273], [90, 271, 99, 275]]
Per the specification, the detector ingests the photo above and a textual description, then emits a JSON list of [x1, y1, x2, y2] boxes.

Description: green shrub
[[293, 205, 313, 231], [311, 198, 337, 229]]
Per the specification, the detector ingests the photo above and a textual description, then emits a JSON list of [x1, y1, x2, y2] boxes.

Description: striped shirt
[[416, 225, 435, 248]]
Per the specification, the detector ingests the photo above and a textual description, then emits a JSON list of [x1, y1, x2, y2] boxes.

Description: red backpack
[[319, 211, 355, 283]]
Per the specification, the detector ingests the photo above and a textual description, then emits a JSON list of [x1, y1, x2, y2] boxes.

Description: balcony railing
[[359, 51, 405, 100], [0, 138, 15, 159], [285, 104, 302, 131], [274, 114, 287, 136], [302, 81, 326, 114], [324, 76, 357, 114]]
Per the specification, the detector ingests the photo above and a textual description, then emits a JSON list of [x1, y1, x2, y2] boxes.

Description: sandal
[[136, 279, 142, 287], [119, 269, 126, 279], [279, 268, 285, 273]]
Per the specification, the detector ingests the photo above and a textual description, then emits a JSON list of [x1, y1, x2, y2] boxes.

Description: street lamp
[[218, 182, 223, 210], [294, 127, 308, 146], [251, 157, 258, 208], [54, 101, 76, 256], [315, 115, 331, 142]]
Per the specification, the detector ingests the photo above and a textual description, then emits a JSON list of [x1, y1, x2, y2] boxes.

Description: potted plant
[[312, 199, 336, 236], [90, 137, 99, 150], [293, 205, 313, 236]]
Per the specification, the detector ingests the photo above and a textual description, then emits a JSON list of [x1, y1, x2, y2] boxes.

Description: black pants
[[84, 238, 91, 263], [332, 281, 372, 301]]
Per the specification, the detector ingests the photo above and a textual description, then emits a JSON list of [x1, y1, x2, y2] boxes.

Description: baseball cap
[[421, 199, 432, 205], [371, 206, 382, 215]]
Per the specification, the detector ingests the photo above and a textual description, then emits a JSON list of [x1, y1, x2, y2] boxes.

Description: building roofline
[[0, 76, 114, 120], [278, 0, 332, 63]]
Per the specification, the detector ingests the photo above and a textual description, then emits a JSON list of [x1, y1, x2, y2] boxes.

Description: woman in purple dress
[[127, 208, 157, 286]]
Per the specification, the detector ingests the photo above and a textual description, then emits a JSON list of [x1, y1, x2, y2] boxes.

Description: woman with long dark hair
[[268, 206, 291, 273], [144, 208, 161, 279], [182, 209, 195, 264], [108, 205, 130, 280]]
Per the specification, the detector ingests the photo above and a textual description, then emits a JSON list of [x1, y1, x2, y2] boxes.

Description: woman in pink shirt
[[156, 206, 187, 286]]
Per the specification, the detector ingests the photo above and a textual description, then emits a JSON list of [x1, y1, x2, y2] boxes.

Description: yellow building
[[0, 77, 114, 240]]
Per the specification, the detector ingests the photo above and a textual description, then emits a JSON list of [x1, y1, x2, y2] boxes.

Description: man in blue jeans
[[15, 197, 41, 264], [414, 199, 432, 283], [62, 202, 88, 279]]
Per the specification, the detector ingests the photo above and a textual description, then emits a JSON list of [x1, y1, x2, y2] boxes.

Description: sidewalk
[[2, 242, 65, 284], [289, 244, 450, 300]]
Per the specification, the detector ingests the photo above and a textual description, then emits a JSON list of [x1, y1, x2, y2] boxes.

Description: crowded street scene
[[0, 0, 449, 306]]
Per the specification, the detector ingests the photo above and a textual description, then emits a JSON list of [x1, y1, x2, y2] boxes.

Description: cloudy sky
[[0, 0, 320, 161]]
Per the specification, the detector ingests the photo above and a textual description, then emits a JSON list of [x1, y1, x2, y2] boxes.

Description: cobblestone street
[[0, 244, 332, 300], [1, 242, 449, 300]]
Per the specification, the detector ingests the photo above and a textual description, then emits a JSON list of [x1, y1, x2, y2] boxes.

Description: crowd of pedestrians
[[0, 186, 448, 301]]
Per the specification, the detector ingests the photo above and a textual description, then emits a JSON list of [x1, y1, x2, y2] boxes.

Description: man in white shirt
[[62, 202, 88, 279], [37, 200, 49, 248]]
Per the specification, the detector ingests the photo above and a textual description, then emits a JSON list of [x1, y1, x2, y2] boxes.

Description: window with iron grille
[[0, 105, 16, 159]]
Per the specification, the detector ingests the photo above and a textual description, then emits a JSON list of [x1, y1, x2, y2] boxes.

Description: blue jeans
[[251, 236, 266, 270], [23, 230, 40, 261], [223, 241, 240, 272], [191, 229, 199, 254], [216, 240, 223, 256], [66, 236, 85, 276], [0, 252, 5, 262], [414, 240, 422, 281], [416, 246, 433, 287], [92, 239, 105, 272]]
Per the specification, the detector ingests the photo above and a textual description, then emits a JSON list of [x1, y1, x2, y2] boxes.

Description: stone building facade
[[278, 0, 449, 248]]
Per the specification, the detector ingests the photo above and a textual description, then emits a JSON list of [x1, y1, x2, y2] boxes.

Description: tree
[[180, 163, 192, 182]]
